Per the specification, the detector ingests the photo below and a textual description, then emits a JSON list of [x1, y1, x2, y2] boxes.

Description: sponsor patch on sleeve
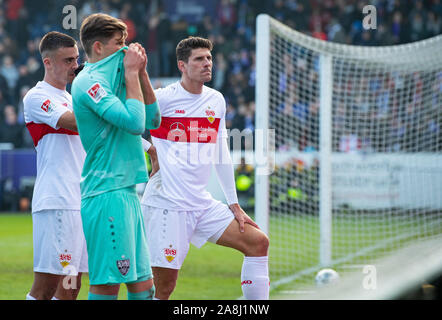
[[87, 82, 107, 103], [41, 99, 51, 112]]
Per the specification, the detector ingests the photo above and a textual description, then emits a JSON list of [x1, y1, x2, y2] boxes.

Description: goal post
[[255, 14, 442, 291], [255, 14, 271, 236], [318, 54, 333, 268]]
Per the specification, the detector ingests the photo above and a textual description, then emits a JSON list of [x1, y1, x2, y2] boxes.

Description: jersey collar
[[85, 46, 128, 70]]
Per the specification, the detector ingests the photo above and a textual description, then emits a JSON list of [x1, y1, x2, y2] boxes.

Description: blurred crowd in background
[[0, 0, 441, 149], [272, 59, 442, 154]]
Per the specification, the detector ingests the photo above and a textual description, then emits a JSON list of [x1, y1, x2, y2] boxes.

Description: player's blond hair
[[80, 13, 128, 56]]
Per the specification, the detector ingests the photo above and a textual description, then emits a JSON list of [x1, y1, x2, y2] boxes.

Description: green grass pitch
[[2, 211, 432, 299], [0, 213, 244, 300]]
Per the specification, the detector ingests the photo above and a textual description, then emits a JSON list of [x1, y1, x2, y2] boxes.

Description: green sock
[[127, 286, 155, 300], [88, 292, 118, 300]]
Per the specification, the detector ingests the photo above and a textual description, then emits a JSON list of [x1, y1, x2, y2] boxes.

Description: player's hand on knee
[[229, 203, 259, 233]]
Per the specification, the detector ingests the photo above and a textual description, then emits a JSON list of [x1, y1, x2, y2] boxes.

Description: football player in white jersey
[[23, 32, 87, 300], [141, 37, 270, 300]]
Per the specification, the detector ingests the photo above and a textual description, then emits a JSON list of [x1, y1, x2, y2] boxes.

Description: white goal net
[[255, 14, 442, 292]]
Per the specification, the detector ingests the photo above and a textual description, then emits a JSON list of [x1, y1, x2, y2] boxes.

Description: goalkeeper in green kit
[[71, 13, 160, 300]]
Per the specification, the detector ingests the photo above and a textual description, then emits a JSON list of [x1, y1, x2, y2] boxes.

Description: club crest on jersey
[[59, 252, 72, 268], [41, 99, 52, 113], [164, 245, 177, 263], [205, 107, 216, 124], [117, 258, 130, 276], [87, 83, 107, 103]]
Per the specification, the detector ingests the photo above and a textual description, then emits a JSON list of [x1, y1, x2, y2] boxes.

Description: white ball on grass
[[315, 268, 340, 287]]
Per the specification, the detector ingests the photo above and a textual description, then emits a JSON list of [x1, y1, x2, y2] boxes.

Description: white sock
[[51, 296, 59, 300], [241, 256, 270, 300], [26, 293, 36, 300], [153, 297, 161, 300]]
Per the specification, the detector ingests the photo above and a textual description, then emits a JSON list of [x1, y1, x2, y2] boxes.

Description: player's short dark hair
[[80, 13, 128, 56], [39, 31, 77, 59], [176, 36, 213, 63]]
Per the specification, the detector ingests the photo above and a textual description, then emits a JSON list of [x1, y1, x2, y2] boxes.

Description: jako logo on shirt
[[175, 109, 185, 114], [87, 83, 107, 103], [241, 280, 253, 285]]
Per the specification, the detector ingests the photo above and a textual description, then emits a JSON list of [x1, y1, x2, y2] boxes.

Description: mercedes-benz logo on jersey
[[169, 122, 185, 137]]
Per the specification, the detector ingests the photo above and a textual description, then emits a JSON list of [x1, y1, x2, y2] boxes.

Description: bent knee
[[255, 233, 269, 256], [245, 231, 269, 257]]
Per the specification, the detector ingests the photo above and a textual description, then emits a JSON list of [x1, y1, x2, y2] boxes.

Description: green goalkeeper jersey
[[72, 47, 148, 199]]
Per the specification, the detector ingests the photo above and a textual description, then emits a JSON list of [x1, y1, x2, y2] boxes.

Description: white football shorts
[[142, 201, 234, 269], [32, 209, 88, 275]]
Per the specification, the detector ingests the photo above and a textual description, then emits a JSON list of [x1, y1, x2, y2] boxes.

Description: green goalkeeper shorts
[[81, 186, 152, 285]]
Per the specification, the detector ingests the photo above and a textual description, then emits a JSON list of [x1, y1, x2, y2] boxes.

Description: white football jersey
[[141, 81, 228, 210], [23, 81, 85, 213]]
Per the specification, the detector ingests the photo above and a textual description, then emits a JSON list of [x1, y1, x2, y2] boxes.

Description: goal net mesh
[[258, 15, 442, 292]]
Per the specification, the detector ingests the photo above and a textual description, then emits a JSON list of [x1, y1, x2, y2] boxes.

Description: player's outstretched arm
[[214, 114, 259, 233], [215, 148, 259, 233], [214, 135, 259, 232]]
